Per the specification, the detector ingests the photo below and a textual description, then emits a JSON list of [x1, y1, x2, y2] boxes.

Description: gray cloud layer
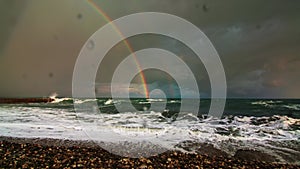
[[0, 0, 299, 98]]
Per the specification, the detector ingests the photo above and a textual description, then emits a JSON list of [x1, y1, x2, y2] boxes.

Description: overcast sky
[[0, 0, 299, 98]]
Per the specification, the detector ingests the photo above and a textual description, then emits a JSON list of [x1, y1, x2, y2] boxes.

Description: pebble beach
[[0, 136, 299, 169]]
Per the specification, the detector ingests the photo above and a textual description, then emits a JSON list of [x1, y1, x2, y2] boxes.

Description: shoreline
[[0, 98, 54, 104], [0, 136, 299, 168]]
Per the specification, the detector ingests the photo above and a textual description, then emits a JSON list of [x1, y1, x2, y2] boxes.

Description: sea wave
[[1, 98, 299, 163]]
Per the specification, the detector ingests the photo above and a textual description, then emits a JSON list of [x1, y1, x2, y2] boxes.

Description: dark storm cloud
[[0, 0, 299, 98]]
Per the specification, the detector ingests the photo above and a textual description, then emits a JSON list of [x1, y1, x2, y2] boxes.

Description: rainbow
[[86, 0, 149, 98]]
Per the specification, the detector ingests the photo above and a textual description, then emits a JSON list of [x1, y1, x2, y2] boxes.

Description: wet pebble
[[0, 139, 299, 168]]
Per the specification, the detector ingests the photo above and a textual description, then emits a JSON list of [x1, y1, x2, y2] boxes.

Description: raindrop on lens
[[87, 40, 95, 50], [77, 13, 82, 20]]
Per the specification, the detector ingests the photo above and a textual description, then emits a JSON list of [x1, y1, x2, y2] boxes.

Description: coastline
[[0, 98, 54, 104], [0, 136, 298, 168]]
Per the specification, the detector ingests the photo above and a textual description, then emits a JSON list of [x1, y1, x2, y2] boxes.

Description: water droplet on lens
[[48, 72, 53, 78], [87, 40, 95, 50], [77, 13, 82, 20], [202, 4, 208, 12]]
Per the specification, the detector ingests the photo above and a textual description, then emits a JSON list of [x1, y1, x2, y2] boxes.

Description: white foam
[[0, 105, 299, 160], [284, 104, 300, 110], [104, 99, 113, 105]]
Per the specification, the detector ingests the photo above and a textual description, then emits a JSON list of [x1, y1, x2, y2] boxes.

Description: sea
[[0, 98, 299, 162]]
